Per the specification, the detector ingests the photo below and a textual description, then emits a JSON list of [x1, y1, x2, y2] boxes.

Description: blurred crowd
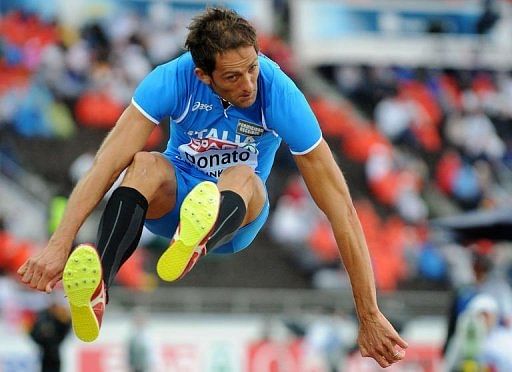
[[2, 1, 512, 371], [270, 63, 512, 292], [0, 6, 181, 140], [0, 5, 299, 290], [2, 3, 512, 293]]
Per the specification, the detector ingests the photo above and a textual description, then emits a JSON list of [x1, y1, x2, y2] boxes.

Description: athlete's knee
[[122, 152, 175, 195], [221, 164, 255, 179], [125, 152, 165, 181], [218, 165, 264, 224], [130, 152, 158, 172], [219, 165, 260, 199], [222, 165, 261, 190]]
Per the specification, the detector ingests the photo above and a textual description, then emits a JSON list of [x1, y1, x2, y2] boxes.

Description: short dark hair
[[185, 7, 259, 75]]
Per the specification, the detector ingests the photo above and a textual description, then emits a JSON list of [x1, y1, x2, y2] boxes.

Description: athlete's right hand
[[17, 241, 70, 293]]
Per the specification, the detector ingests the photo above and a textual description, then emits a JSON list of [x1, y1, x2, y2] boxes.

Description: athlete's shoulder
[[258, 53, 296, 87], [148, 51, 198, 93], [258, 53, 280, 69], [133, 51, 197, 122], [258, 54, 299, 105], [257, 53, 282, 80], [158, 51, 195, 73]]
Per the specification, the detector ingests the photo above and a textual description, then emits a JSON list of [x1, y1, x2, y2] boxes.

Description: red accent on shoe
[[177, 247, 207, 280], [170, 225, 211, 280], [90, 280, 106, 328]]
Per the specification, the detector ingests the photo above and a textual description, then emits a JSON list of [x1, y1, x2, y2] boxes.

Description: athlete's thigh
[[121, 151, 177, 219], [217, 165, 266, 226], [144, 153, 180, 219], [144, 159, 204, 239]]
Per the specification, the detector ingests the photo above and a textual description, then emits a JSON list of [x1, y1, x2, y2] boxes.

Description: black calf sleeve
[[206, 190, 246, 251], [97, 186, 148, 288]]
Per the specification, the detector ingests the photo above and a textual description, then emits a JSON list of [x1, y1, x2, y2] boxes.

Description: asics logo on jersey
[[192, 101, 213, 112]]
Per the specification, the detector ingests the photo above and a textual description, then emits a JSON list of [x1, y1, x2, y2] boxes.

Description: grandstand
[[1, 1, 512, 371]]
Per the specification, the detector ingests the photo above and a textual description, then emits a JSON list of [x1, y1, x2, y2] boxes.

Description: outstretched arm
[[18, 104, 155, 293], [294, 139, 408, 368]]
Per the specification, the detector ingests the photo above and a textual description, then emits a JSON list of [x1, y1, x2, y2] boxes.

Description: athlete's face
[[195, 46, 259, 108]]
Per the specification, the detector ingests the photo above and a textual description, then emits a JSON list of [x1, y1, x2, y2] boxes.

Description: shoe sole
[[157, 181, 220, 282], [63, 244, 102, 342]]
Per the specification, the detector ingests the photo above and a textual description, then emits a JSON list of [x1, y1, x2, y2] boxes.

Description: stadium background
[[1, 0, 512, 371]]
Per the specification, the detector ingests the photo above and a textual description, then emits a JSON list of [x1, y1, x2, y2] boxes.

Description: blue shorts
[[144, 160, 269, 255]]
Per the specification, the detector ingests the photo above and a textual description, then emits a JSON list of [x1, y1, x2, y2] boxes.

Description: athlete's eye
[[248, 64, 258, 72], [225, 75, 238, 82]]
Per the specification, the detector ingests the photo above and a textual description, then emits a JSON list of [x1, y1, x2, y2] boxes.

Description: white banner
[[1, 312, 444, 371], [51, 0, 274, 33], [290, 0, 512, 69]]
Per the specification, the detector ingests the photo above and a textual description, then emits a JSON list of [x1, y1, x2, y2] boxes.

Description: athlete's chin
[[236, 96, 256, 108]]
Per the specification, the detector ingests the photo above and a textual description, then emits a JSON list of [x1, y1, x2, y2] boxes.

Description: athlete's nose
[[240, 72, 255, 93]]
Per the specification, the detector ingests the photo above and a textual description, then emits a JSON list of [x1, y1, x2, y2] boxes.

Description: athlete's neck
[[221, 98, 230, 110]]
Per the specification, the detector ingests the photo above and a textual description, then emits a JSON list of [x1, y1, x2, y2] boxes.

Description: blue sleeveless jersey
[[132, 52, 322, 183]]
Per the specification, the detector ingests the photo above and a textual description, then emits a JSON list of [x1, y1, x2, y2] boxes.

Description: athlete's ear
[[195, 68, 212, 85]]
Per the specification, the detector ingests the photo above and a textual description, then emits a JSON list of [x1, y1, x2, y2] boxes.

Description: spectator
[[480, 315, 512, 370], [444, 294, 498, 371], [374, 87, 417, 148], [29, 294, 71, 372], [443, 247, 512, 358], [127, 308, 154, 372], [445, 91, 505, 162]]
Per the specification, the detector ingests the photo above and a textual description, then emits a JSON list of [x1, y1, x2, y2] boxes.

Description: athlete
[[17, 7, 407, 367]]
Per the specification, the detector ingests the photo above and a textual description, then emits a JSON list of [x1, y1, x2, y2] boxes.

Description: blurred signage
[[74, 341, 442, 371], [346, 344, 442, 372], [4, 0, 274, 34], [160, 344, 201, 372], [76, 341, 308, 372], [292, 0, 482, 42], [290, 0, 512, 69], [0, 355, 39, 372], [0, 313, 446, 371], [0, 329, 39, 372], [247, 340, 304, 372], [78, 345, 126, 372]]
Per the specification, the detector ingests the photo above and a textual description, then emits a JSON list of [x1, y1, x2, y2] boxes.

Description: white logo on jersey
[[187, 129, 255, 144], [192, 101, 213, 112], [178, 137, 258, 178]]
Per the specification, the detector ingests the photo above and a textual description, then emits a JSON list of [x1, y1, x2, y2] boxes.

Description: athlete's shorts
[[144, 160, 269, 254]]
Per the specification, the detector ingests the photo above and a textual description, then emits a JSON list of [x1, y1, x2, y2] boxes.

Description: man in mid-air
[[18, 7, 407, 367]]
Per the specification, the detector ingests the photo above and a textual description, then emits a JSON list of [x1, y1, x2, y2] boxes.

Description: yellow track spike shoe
[[157, 181, 220, 282], [63, 244, 105, 342]]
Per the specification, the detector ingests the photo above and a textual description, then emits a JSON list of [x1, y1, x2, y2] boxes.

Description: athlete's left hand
[[17, 239, 70, 293], [357, 311, 408, 368]]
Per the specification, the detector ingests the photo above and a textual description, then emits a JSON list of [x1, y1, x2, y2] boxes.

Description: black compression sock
[[96, 186, 148, 288], [206, 190, 246, 251]]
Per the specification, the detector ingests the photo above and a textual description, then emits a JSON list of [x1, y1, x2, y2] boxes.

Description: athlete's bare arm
[[294, 139, 408, 368], [18, 104, 155, 293]]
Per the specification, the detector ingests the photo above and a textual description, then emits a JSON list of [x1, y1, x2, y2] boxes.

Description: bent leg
[[217, 165, 266, 226], [97, 152, 177, 287], [121, 152, 177, 219], [206, 165, 266, 251], [156, 165, 265, 280]]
